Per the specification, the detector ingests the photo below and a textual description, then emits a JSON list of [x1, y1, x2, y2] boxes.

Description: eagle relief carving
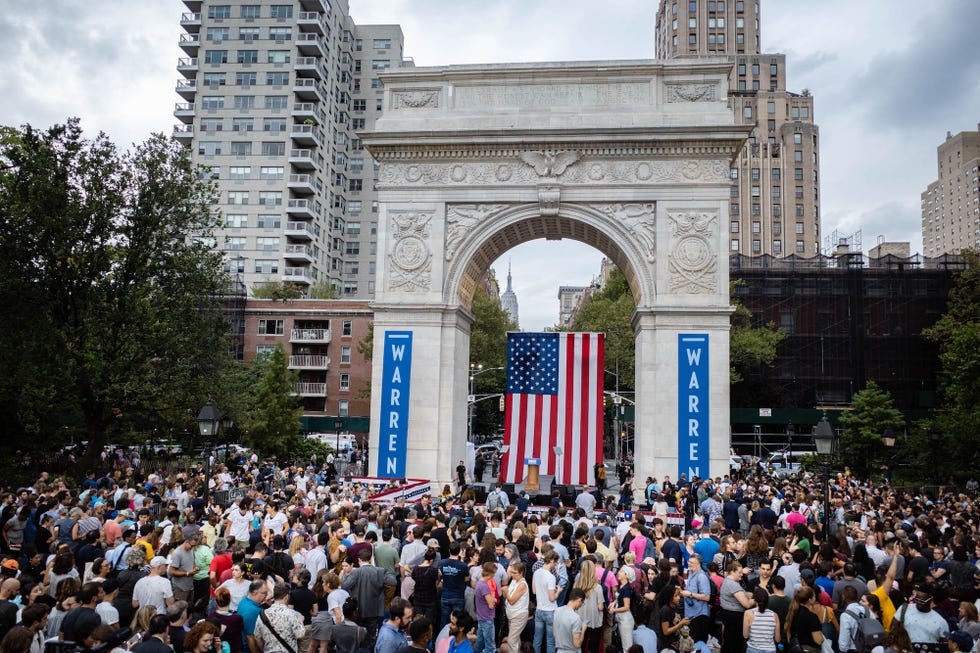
[[518, 150, 580, 177], [387, 211, 433, 292], [665, 83, 719, 103]]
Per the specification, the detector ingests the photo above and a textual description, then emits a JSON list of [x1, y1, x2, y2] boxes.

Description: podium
[[524, 457, 541, 492]]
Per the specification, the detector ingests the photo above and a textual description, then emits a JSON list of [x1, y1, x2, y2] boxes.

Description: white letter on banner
[[690, 442, 699, 459], [391, 366, 402, 383], [389, 412, 399, 429], [386, 458, 397, 475], [688, 395, 699, 413], [686, 348, 702, 366], [388, 432, 398, 451], [688, 419, 700, 438], [390, 388, 400, 406], [689, 371, 700, 389], [391, 344, 405, 361]]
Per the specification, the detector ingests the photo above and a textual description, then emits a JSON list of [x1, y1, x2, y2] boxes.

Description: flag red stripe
[[595, 333, 605, 481], [579, 334, 591, 484]]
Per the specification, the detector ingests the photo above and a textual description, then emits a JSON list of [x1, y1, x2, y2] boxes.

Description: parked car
[[765, 450, 811, 478], [475, 444, 500, 462]]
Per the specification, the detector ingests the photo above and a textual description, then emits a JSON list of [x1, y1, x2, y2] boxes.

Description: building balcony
[[180, 12, 201, 31], [297, 12, 327, 34], [295, 33, 327, 58], [284, 243, 315, 263], [291, 103, 323, 124], [175, 79, 197, 99], [287, 174, 316, 195], [177, 57, 198, 77], [172, 124, 194, 142], [182, 0, 203, 12], [282, 266, 314, 285], [286, 199, 317, 220], [291, 382, 327, 397], [289, 124, 322, 147], [295, 57, 325, 79], [290, 328, 331, 343], [174, 102, 195, 123], [289, 355, 331, 370], [178, 32, 200, 56], [298, 0, 329, 13], [292, 78, 324, 102], [285, 221, 315, 240], [289, 149, 317, 170]]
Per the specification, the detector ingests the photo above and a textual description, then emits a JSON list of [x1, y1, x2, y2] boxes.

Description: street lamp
[[812, 414, 836, 538], [786, 420, 795, 451], [197, 400, 221, 508], [881, 427, 896, 448]]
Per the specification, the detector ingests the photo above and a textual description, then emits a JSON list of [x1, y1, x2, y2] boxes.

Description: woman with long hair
[[572, 559, 604, 653], [289, 532, 310, 571], [129, 605, 157, 638], [611, 565, 636, 650], [656, 582, 690, 653], [217, 563, 250, 611], [785, 587, 824, 653], [719, 561, 756, 653], [45, 578, 80, 639], [744, 526, 772, 574], [744, 587, 780, 653], [503, 560, 530, 653], [715, 534, 738, 571], [209, 587, 244, 653], [0, 627, 33, 653]]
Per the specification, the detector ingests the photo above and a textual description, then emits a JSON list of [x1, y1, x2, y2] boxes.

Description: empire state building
[[500, 262, 519, 329]]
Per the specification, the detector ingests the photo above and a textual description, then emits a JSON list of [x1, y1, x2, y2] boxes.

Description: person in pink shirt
[[628, 522, 649, 561], [784, 504, 806, 530]]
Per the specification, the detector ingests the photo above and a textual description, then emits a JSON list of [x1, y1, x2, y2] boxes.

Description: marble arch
[[363, 58, 750, 501]]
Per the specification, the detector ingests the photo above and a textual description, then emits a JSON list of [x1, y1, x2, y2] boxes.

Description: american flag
[[498, 332, 604, 486]]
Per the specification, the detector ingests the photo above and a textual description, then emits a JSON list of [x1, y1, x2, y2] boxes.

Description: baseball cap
[[623, 511, 633, 520], [800, 568, 815, 581], [426, 539, 440, 549], [149, 556, 170, 569], [1, 559, 19, 571], [946, 631, 974, 651]]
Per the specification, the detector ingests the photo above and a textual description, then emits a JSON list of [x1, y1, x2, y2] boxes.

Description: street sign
[[759, 408, 772, 417]]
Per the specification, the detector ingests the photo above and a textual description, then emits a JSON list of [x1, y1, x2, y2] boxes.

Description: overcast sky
[[1, 1, 977, 331]]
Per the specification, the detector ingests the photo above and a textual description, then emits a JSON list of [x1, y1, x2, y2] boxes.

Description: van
[[307, 432, 357, 452], [765, 450, 812, 478]]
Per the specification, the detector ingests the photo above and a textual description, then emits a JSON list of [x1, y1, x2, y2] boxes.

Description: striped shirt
[[747, 607, 778, 652]]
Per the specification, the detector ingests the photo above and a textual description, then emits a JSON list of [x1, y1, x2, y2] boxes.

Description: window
[[225, 236, 246, 250], [795, 186, 804, 199], [752, 240, 761, 253], [236, 72, 256, 87], [736, 17, 744, 27], [730, 185, 739, 198], [265, 95, 288, 109], [752, 203, 761, 216], [240, 5, 260, 18], [256, 237, 279, 251], [338, 400, 349, 417], [795, 241, 805, 253], [351, 118, 365, 130], [261, 141, 285, 156], [791, 107, 800, 120], [340, 374, 350, 391], [270, 4, 293, 18], [341, 346, 352, 363], [206, 27, 230, 41], [204, 50, 227, 64], [375, 99, 383, 111], [773, 240, 782, 254], [688, 33, 696, 44], [257, 214, 280, 229], [257, 319, 284, 335], [352, 99, 366, 112], [345, 242, 360, 255], [225, 257, 246, 274], [255, 344, 275, 357], [229, 166, 250, 180], [254, 259, 278, 274], [263, 118, 286, 132], [268, 50, 290, 64], [773, 205, 782, 218], [751, 222, 761, 234], [354, 38, 363, 51], [731, 239, 740, 251], [750, 168, 760, 181], [225, 214, 247, 228], [259, 166, 284, 180], [342, 320, 353, 337], [258, 191, 282, 206], [348, 201, 362, 214], [768, 119, 776, 132], [371, 78, 384, 89], [751, 185, 760, 197], [743, 106, 752, 119], [198, 141, 222, 156], [770, 63, 778, 76], [227, 191, 248, 205], [795, 222, 805, 234], [207, 5, 231, 19], [346, 222, 361, 235], [795, 168, 804, 181], [772, 186, 781, 198], [793, 133, 802, 145], [239, 27, 260, 41], [730, 203, 739, 216], [266, 72, 289, 86], [738, 80, 746, 91], [730, 221, 740, 233], [794, 150, 803, 162], [773, 222, 782, 236], [232, 117, 253, 133], [689, 18, 697, 28], [736, 33, 745, 44], [237, 50, 258, 64], [767, 102, 776, 114], [202, 96, 225, 109], [371, 59, 391, 70], [203, 72, 226, 86], [230, 142, 251, 156], [234, 96, 255, 109], [796, 204, 805, 217], [200, 118, 223, 132], [268, 27, 291, 41], [349, 179, 362, 192], [772, 169, 781, 181]]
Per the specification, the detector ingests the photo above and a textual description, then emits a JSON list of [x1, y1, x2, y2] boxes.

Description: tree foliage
[[251, 280, 304, 300], [729, 281, 786, 384], [307, 280, 337, 299], [0, 120, 229, 468], [837, 381, 905, 479], [240, 344, 303, 458], [469, 284, 517, 438]]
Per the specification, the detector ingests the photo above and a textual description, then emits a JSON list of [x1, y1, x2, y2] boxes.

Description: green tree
[[0, 120, 229, 468], [251, 280, 304, 300], [242, 344, 303, 457], [922, 250, 980, 474], [837, 381, 905, 479], [729, 281, 785, 384], [570, 268, 635, 389], [307, 280, 337, 299], [469, 284, 517, 438]]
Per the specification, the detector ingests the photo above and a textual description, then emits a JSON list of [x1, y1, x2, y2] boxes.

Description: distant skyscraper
[[921, 124, 980, 256], [656, 0, 822, 257], [500, 261, 519, 328]]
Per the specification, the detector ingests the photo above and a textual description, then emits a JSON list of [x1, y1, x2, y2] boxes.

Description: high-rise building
[[499, 261, 519, 328], [921, 125, 980, 256], [655, 0, 821, 257], [174, 1, 408, 302]]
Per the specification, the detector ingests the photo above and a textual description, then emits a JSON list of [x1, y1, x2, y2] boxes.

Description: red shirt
[[209, 552, 233, 596]]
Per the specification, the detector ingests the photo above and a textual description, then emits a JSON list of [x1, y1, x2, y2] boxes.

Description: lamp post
[[786, 420, 795, 452], [197, 400, 221, 508], [812, 414, 836, 538], [881, 427, 896, 448], [468, 364, 505, 443]]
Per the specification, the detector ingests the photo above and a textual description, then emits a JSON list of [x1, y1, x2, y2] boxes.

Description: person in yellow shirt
[[870, 548, 899, 629]]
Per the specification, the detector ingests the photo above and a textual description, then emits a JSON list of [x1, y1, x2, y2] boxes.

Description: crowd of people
[[0, 448, 978, 653]]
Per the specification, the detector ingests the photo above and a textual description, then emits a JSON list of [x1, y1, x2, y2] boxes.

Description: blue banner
[[678, 334, 709, 480], [377, 331, 413, 478]]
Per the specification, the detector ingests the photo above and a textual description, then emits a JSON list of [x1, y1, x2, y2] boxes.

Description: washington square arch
[[364, 57, 750, 504]]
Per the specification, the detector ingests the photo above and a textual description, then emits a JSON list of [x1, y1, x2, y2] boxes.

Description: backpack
[[487, 491, 502, 511], [643, 537, 657, 563], [848, 605, 885, 653]]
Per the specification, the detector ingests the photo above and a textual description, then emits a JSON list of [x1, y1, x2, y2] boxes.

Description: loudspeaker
[[500, 483, 516, 495]]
